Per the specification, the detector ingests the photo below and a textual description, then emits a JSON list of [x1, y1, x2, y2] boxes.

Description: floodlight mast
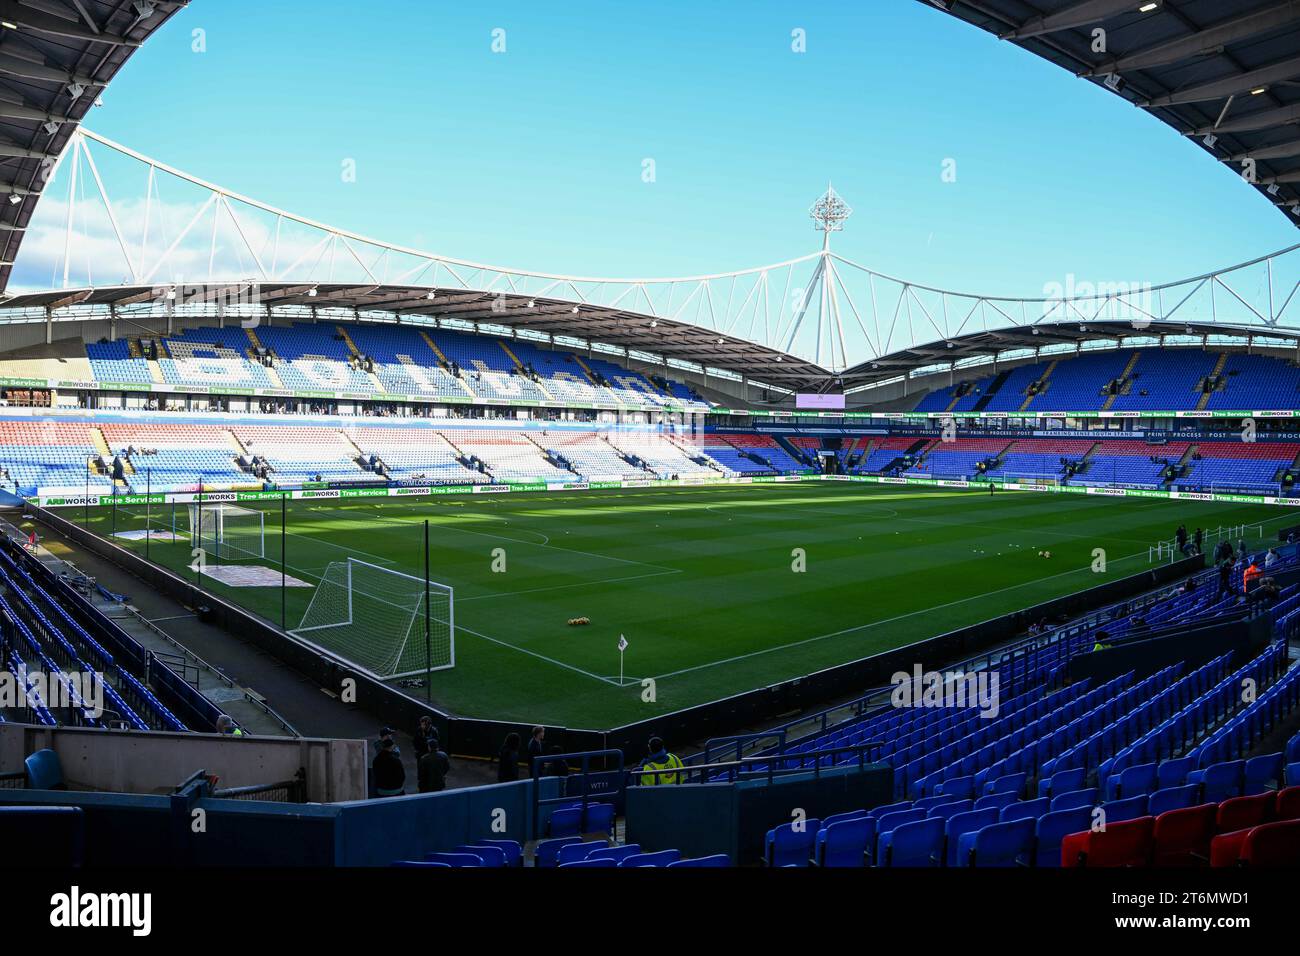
[[793, 185, 854, 374]]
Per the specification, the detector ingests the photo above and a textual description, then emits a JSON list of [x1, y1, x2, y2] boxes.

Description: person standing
[[527, 726, 546, 772], [497, 732, 521, 783], [373, 738, 406, 798], [413, 716, 438, 761], [418, 743, 450, 793]]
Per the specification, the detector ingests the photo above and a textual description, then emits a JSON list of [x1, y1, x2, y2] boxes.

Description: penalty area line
[[455, 623, 622, 686]]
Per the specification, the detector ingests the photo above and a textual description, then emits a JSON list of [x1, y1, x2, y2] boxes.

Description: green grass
[[85, 483, 1287, 728]]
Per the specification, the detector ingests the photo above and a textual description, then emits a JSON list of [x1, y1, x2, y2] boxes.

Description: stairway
[[498, 340, 555, 400], [971, 369, 1012, 413], [420, 330, 476, 399], [1102, 352, 1143, 411], [138, 338, 166, 384], [90, 426, 112, 460], [1019, 360, 1058, 413], [1197, 353, 1229, 411], [336, 325, 386, 393]]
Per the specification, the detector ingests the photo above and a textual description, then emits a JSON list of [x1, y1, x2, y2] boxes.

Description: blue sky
[[45, 0, 1300, 297]]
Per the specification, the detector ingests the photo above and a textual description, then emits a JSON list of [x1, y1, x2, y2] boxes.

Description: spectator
[[215, 715, 243, 737], [1265, 548, 1279, 570], [418, 742, 450, 793], [1193, 528, 1203, 555], [1244, 559, 1262, 593], [527, 726, 546, 770], [373, 738, 405, 797], [639, 736, 685, 786], [497, 732, 521, 783], [1217, 559, 1234, 599], [545, 745, 570, 778], [413, 716, 438, 760]]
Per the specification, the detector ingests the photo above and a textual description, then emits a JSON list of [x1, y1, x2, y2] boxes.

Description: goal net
[[187, 503, 265, 560], [288, 558, 454, 679]]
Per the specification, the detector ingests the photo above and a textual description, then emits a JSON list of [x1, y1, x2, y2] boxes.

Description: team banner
[[32, 471, 1300, 510]]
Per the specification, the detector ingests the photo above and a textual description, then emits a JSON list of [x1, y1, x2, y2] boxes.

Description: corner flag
[[618, 635, 628, 651]]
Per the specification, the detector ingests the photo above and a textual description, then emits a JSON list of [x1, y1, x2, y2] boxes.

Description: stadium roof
[[0, 0, 188, 290], [923, 0, 1300, 225], [839, 317, 1300, 391], [0, 280, 834, 390]]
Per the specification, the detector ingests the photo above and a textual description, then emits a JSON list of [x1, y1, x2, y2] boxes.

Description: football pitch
[[86, 483, 1288, 728]]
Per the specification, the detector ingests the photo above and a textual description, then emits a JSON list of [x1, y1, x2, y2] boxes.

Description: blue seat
[[424, 851, 483, 867], [765, 818, 821, 867], [985, 771, 1027, 798], [1189, 759, 1244, 804], [927, 799, 974, 822], [822, 809, 869, 829], [535, 836, 583, 867], [1100, 795, 1149, 824], [1286, 732, 1300, 764], [583, 802, 616, 836], [618, 849, 682, 868], [1109, 762, 1158, 800], [556, 839, 609, 866], [945, 808, 1000, 867], [586, 844, 641, 863], [24, 749, 64, 790], [935, 775, 976, 800], [974, 791, 1018, 812], [1157, 755, 1195, 789], [1243, 752, 1284, 794], [1148, 784, 1200, 817], [959, 817, 1035, 867], [667, 854, 729, 868], [999, 798, 1049, 823], [879, 817, 944, 867], [454, 844, 507, 867], [547, 806, 583, 837], [1050, 788, 1097, 812], [872, 809, 926, 862], [1288, 762, 1300, 787], [475, 838, 522, 867], [1035, 807, 1092, 868], [1038, 767, 1086, 799], [560, 858, 617, 868], [868, 800, 912, 818], [815, 817, 873, 867]]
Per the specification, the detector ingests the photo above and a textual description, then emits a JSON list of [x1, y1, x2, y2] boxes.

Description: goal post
[[187, 503, 265, 560], [288, 558, 454, 679]]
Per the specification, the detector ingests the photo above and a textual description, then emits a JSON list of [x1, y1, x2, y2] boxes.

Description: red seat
[[1215, 793, 1273, 833], [1209, 828, 1252, 867], [1086, 816, 1154, 867], [1241, 819, 1300, 866], [1066, 816, 1154, 867], [1060, 829, 1089, 867], [1275, 786, 1300, 821], [1151, 804, 1217, 866]]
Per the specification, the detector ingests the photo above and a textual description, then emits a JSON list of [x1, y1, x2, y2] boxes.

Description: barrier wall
[[0, 775, 561, 866], [625, 762, 893, 864], [0, 722, 366, 802]]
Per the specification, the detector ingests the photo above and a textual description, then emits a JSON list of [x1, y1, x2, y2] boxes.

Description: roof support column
[[44, 306, 52, 345]]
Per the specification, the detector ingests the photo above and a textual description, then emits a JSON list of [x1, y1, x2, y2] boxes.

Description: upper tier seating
[[75, 322, 708, 409], [913, 348, 1300, 414]]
